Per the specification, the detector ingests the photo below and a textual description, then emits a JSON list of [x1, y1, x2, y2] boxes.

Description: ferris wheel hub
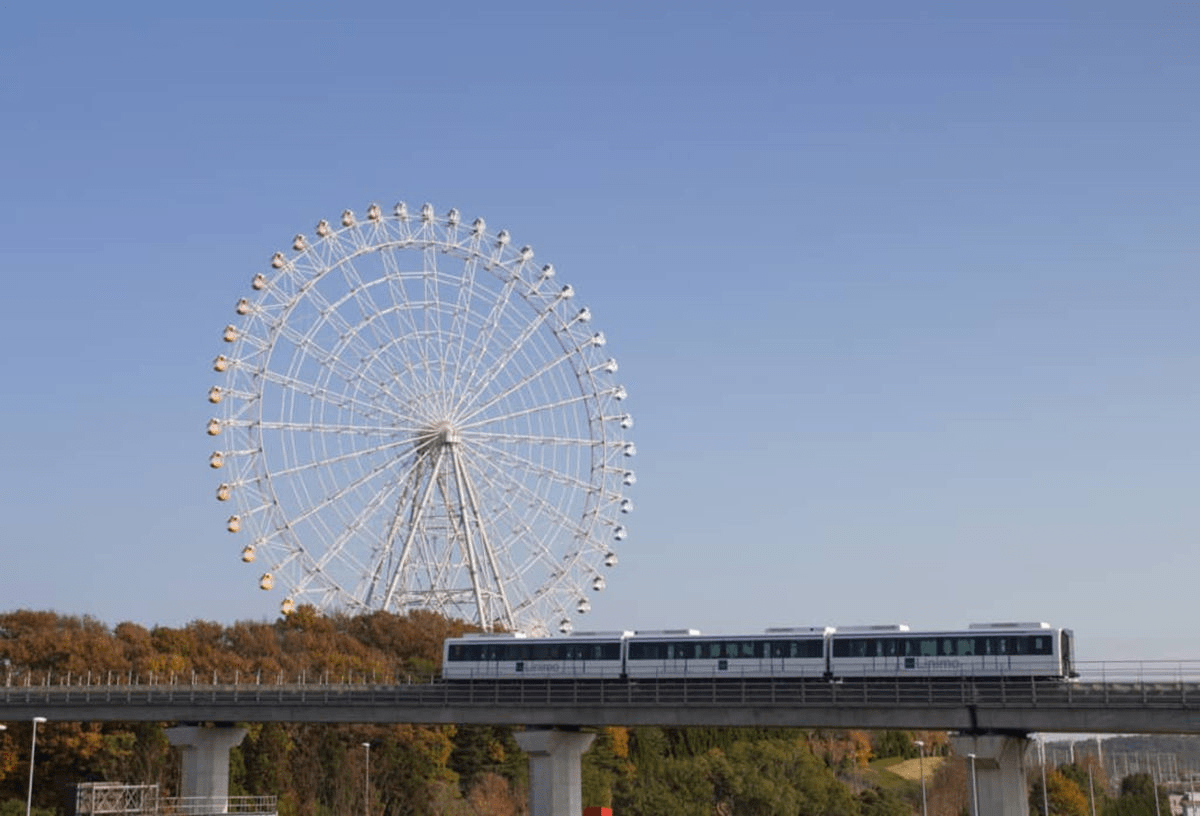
[[414, 421, 460, 455]]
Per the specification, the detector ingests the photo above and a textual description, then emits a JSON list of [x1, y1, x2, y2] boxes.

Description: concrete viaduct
[[5, 676, 1200, 816]]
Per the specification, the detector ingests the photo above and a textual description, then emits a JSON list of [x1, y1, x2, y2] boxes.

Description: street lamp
[[361, 742, 371, 816], [27, 716, 47, 816], [967, 752, 980, 816], [913, 740, 928, 816], [1038, 737, 1050, 816]]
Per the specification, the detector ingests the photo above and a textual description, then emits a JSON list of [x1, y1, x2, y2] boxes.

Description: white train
[[442, 622, 1076, 681]]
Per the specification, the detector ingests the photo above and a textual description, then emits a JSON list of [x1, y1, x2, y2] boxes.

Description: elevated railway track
[[4, 670, 1200, 734]]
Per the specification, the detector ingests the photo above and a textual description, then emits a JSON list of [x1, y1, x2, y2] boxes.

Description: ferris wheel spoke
[[446, 253, 484, 399], [246, 420, 414, 437], [460, 391, 601, 433], [376, 236, 443, 401], [275, 284, 419, 413], [467, 430, 605, 449], [268, 323, 409, 419], [450, 289, 558, 418], [255, 366, 411, 426], [250, 453, 417, 561], [455, 343, 588, 427], [297, 455, 426, 589], [446, 253, 534, 414], [268, 436, 412, 481], [456, 445, 590, 543], [463, 436, 598, 496]]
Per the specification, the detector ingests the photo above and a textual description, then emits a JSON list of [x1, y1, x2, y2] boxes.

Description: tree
[[859, 786, 912, 816], [1028, 769, 1090, 816], [1102, 772, 1168, 816]]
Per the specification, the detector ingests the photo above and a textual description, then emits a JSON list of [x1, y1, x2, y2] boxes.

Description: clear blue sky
[[1, 2, 1196, 662]]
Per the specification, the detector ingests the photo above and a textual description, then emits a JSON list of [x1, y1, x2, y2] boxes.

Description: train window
[[881, 639, 898, 657], [909, 638, 936, 656], [628, 642, 660, 660], [1032, 636, 1050, 655], [832, 639, 870, 658], [956, 638, 975, 655]]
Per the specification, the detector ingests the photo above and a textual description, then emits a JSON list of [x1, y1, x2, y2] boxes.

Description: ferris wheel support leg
[[513, 728, 596, 816], [165, 725, 248, 811], [950, 733, 1034, 816]]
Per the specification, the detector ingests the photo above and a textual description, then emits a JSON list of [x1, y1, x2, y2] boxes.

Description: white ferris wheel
[[206, 201, 635, 635]]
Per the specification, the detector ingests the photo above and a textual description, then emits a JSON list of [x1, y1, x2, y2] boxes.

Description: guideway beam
[[513, 728, 596, 816], [951, 733, 1033, 816]]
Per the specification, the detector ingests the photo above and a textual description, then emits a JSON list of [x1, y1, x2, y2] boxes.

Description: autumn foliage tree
[[0, 607, 981, 816]]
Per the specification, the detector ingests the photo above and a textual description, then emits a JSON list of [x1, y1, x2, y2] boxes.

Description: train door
[[1060, 629, 1077, 678], [769, 640, 788, 676]]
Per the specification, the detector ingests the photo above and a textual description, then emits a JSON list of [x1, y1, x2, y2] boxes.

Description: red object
[[583, 809, 613, 816]]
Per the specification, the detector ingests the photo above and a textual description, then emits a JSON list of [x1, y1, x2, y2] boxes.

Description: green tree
[[859, 785, 912, 816], [1102, 772, 1168, 816], [873, 731, 917, 759], [612, 754, 713, 816]]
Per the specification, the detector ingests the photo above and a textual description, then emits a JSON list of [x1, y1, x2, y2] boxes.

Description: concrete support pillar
[[950, 733, 1033, 816], [514, 729, 596, 816], [165, 725, 247, 810]]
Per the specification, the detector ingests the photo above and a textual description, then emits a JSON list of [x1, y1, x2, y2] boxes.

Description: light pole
[[913, 740, 928, 816], [967, 752, 980, 816], [361, 741, 371, 816], [27, 716, 47, 816], [1038, 737, 1050, 816]]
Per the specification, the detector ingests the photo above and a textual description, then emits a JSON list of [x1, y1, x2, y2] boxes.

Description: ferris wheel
[[206, 201, 634, 635]]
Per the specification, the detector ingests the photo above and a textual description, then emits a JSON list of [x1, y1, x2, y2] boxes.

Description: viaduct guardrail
[[4, 660, 1200, 734]]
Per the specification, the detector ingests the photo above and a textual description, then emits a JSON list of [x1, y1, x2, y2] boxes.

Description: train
[[442, 622, 1077, 681]]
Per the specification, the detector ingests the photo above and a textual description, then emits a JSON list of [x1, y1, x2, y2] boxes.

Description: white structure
[[513, 729, 596, 816], [209, 200, 635, 636], [165, 726, 247, 809], [952, 734, 1035, 816]]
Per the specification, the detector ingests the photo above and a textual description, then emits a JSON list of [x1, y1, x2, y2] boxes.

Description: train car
[[828, 622, 1076, 679], [442, 631, 630, 680], [623, 627, 831, 679]]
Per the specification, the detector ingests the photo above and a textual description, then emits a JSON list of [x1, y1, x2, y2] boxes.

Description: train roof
[[454, 632, 528, 640], [632, 629, 701, 637], [564, 630, 635, 638]]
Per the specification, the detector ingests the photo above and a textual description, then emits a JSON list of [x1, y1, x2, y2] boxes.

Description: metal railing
[[75, 784, 275, 816], [158, 796, 276, 816], [2, 675, 1199, 709], [7, 659, 1200, 690]]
